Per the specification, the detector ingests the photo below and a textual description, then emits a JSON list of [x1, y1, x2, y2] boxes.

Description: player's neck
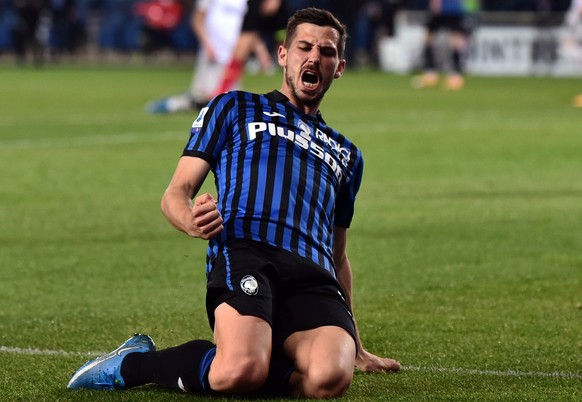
[[278, 87, 321, 116]]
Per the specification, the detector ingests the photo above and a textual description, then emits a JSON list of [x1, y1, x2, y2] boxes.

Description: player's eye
[[321, 47, 337, 57]]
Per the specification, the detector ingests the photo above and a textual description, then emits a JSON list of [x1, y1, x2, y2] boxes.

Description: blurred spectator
[[412, 0, 480, 90], [0, 0, 14, 51], [1, 0, 578, 63], [48, 0, 86, 58], [11, 0, 48, 64], [353, 0, 406, 68], [480, 0, 570, 11], [99, 0, 142, 53], [328, 1, 363, 65], [135, 0, 185, 54], [166, 1, 199, 52]]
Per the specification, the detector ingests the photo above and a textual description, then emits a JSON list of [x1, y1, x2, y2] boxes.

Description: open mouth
[[301, 70, 319, 88]]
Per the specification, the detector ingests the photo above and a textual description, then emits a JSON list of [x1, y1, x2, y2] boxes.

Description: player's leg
[[268, 274, 358, 398], [252, 37, 276, 74], [66, 333, 217, 392], [423, 30, 438, 73], [284, 326, 356, 398], [121, 301, 271, 393], [208, 302, 272, 393], [190, 51, 229, 109], [68, 303, 272, 393], [211, 0, 260, 96], [446, 30, 467, 90], [204, 239, 277, 393], [412, 17, 440, 88], [213, 31, 260, 96]]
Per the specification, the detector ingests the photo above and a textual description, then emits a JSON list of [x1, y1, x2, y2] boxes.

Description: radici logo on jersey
[[246, 117, 351, 182]]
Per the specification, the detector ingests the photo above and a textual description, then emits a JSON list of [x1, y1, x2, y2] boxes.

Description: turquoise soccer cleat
[[67, 334, 156, 390], [145, 97, 171, 114]]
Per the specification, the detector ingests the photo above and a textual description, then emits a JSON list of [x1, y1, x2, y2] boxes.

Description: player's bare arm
[[333, 226, 401, 373], [161, 156, 223, 239], [191, 8, 217, 62]]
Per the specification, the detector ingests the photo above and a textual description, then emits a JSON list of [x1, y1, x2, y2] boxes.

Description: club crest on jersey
[[192, 107, 208, 128], [240, 275, 259, 296]]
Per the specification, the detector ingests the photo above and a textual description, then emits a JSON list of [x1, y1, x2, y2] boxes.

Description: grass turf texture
[[1, 65, 581, 401]]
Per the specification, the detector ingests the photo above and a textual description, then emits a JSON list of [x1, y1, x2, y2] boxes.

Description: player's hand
[[355, 348, 401, 373], [204, 43, 218, 63], [187, 193, 223, 239]]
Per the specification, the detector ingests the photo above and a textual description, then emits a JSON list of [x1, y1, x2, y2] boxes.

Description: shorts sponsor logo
[[240, 275, 259, 296]]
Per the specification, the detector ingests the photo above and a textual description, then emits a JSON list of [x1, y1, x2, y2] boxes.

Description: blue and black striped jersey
[[183, 90, 364, 277]]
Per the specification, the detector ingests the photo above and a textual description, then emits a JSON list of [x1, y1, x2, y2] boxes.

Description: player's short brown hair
[[284, 8, 347, 59]]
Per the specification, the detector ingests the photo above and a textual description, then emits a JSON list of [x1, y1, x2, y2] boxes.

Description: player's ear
[[334, 59, 346, 79], [277, 45, 287, 68]]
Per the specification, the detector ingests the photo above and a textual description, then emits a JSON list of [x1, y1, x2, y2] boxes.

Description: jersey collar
[[266, 90, 326, 125]]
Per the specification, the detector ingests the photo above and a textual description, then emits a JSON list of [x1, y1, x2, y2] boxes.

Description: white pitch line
[[1, 346, 581, 380], [403, 365, 582, 380], [0, 346, 104, 358], [0, 131, 185, 150]]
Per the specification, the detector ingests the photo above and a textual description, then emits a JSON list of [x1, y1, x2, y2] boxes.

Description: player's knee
[[306, 365, 353, 398], [210, 356, 269, 393]]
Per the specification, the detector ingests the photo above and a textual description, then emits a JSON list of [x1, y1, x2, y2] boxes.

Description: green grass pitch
[[0, 64, 581, 401]]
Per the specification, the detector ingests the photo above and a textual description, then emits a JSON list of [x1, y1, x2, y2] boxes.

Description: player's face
[[278, 23, 345, 114]]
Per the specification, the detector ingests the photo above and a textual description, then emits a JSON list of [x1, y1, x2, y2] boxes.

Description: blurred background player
[[560, 0, 582, 106], [211, 0, 288, 97], [146, 0, 248, 113], [412, 0, 480, 90]]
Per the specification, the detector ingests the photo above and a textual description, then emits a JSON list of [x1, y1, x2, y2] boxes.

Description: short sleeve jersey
[[183, 90, 364, 277]]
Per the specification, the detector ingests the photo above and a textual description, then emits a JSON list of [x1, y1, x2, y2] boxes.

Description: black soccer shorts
[[241, 0, 288, 34], [205, 238, 357, 348], [427, 14, 466, 34]]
